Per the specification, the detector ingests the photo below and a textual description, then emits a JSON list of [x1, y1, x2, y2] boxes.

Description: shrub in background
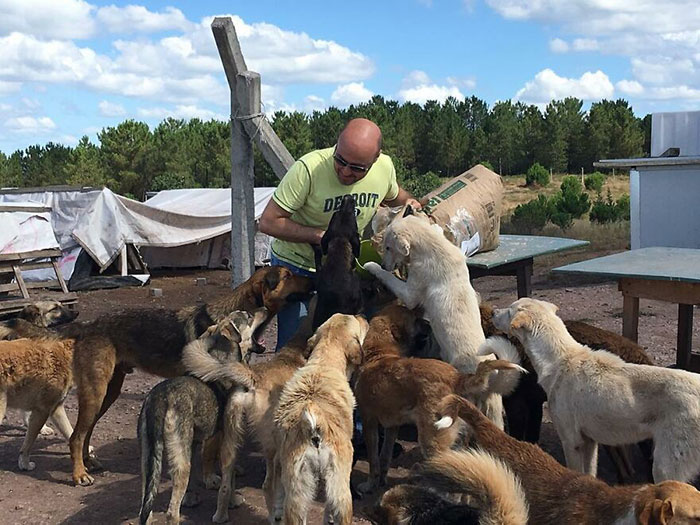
[[549, 175, 591, 230], [584, 171, 606, 193], [525, 162, 550, 187], [510, 194, 552, 233], [402, 170, 442, 199], [590, 190, 630, 224]]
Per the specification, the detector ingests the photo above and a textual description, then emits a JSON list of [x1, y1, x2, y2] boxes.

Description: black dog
[[311, 194, 363, 330]]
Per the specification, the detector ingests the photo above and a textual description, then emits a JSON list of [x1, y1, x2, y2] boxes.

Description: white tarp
[[0, 203, 60, 254], [0, 187, 275, 276]]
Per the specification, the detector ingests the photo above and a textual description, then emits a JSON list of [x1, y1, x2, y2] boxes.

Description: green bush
[[510, 194, 552, 233], [548, 175, 591, 230], [402, 171, 442, 199], [590, 190, 629, 224], [150, 171, 197, 191], [525, 162, 550, 187], [584, 171, 606, 192]]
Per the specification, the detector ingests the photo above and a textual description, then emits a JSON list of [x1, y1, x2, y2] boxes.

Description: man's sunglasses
[[333, 149, 372, 174]]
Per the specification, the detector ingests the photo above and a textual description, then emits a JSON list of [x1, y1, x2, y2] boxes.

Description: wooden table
[[468, 235, 589, 297], [552, 247, 700, 371]]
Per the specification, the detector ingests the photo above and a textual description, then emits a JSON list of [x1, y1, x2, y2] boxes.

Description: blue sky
[[1, 0, 699, 153]]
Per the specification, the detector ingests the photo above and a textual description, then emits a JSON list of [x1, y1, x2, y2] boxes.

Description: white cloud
[[572, 38, 599, 52], [137, 104, 225, 121], [96, 5, 192, 34], [398, 70, 464, 105], [631, 57, 696, 86], [447, 76, 477, 90], [4, 115, 57, 133], [330, 82, 373, 106], [616, 80, 644, 96], [304, 95, 326, 112], [515, 69, 614, 105], [0, 80, 21, 96], [0, 0, 96, 39], [98, 100, 126, 117], [549, 38, 569, 53]]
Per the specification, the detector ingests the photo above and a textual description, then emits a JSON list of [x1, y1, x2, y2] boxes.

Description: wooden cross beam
[[211, 17, 295, 286]]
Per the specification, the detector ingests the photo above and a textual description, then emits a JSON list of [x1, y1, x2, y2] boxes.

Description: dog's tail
[[418, 448, 529, 525], [455, 357, 527, 400], [301, 405, 323, 449], [182, 338, 257, 391], [476, 336, 527, 396], [138, 396, 164, 525]]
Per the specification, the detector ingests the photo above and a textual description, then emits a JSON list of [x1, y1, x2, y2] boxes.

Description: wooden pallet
[[0, 248, 77, 314]]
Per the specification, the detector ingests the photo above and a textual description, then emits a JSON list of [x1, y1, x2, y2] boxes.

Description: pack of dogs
[[2, 200, 700, 525]]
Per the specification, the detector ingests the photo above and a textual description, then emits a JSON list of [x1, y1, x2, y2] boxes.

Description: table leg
[[622, 294, 639, 342], [516, 259, 533, 298], [677, 304, 694, 370]]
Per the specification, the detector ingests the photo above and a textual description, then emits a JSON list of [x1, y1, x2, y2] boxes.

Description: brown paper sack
[[422, 164, 503, 255]]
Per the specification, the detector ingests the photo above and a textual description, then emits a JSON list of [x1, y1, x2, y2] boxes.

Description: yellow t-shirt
[[271, 146, 399, 271]]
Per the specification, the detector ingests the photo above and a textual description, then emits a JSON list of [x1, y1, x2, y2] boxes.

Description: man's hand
[[405, 198, 422, 211]]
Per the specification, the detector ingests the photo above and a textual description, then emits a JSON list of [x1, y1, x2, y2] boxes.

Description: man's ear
[[510, 310, 532, 333]]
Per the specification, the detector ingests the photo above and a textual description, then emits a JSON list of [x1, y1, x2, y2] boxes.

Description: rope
[[231, 102, 268, 140]]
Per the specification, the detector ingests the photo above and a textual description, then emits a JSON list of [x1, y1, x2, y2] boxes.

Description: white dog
[[364, 212, 506, 428], [493, 297, 700, 483]]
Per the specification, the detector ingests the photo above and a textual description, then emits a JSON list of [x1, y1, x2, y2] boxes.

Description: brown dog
[[435, 394, 700, 524], [0, 300, 78, 340], [354, 303, 525, 494], [69, 265, 313, 486]]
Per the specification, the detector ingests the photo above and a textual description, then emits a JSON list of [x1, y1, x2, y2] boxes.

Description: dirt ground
[[1, 245, 698, 524]]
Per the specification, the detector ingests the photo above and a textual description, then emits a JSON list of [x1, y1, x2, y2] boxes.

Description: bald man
[[259, 118, 420, 348]]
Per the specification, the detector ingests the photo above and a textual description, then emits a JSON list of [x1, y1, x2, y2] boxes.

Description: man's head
[[333, 118, 382, 185]]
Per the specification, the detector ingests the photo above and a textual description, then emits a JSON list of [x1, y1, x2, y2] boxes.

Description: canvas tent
[[0, 187, 275, 288]]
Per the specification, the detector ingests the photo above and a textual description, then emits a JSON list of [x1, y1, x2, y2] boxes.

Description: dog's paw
[[357, 480, 376, 495], [229, 490, 245, 508], [39, 425, 55, 436], [212, 509, 229, 524], [73, 471, 95, 486], [18, 456, 36, 471], [85, 456, 104, 473], [363, 261, 382, 275], [87, 445, 96, 458], [204, 472, 221, 490], [182, 491, 201, 508]]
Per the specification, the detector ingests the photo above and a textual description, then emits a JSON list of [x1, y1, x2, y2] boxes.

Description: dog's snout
[[311, 435, 320, 448]]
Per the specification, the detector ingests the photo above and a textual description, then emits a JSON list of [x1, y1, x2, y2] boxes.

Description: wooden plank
[[211, 17, 248, 89], [0, 282, 20, 293], [120, 245, 128, 276], [12, 264, 29, 299], [24, 280, 60, 290], [253, 120, 295, 179], [0, 293, 78, 315], [0, 249, 63, 261], [229, 72, 257, 286], [622, 295, 639, 343], [619, 278, 700, 305], [677, 304, 694, 369], [52, 259, 69, 293], [11, 261, 54, 271]]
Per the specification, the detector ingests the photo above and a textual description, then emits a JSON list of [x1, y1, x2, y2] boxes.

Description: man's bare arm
[[382, 186, 422, 210], [259, 199, 324, 245]]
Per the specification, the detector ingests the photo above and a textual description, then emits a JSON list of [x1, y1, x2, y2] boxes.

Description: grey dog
[[138, 308, 266, 525]]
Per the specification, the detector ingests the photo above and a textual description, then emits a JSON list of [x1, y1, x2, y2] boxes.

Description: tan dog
[[377, 447, 529, 525], [354, 303, 524, 494], [181, 312, 317, 523], [70, 265, 312, 486], [493, 297, 700, 484], [362, 213, 505, 428], [436, 394, 700, 524], [0, 335, 75, 471], [271, 314, 369, 525]]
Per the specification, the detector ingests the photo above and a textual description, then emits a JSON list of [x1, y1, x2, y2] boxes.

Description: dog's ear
[[220, 319, 243, 344], [394, 234, 410, 257], [509, 310, 533, 333], [19, 305, 43, 326], [264, 267, 283, 293], [402, 205, 414, 218], [545, 301, 559, 315], [638, 498, 673, 525]]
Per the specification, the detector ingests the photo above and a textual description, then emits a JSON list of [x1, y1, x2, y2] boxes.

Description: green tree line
[[0, 96, 649, 200]]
